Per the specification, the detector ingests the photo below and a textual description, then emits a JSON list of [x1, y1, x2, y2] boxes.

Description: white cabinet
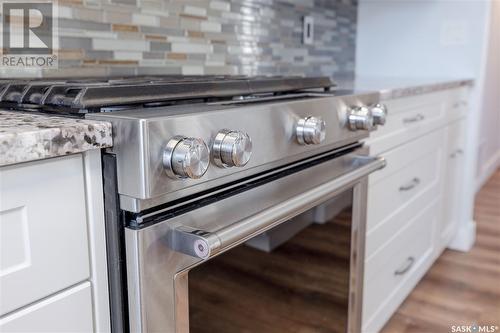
[[0, 151, 110, 332], [366, 129, 446, 254], [440, 119, 467, 250], [0, 155, 90, 316], [363, 200, 438, 333], [0, 282, 93, 332], [363, 87, 470, 332], [368, 90, 449, 155]]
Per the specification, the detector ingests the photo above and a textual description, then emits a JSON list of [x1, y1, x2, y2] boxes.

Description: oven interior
[[188, 190, 353, 333]]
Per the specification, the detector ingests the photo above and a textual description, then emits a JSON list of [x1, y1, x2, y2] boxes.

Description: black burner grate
[[0, 75, 334, 114]]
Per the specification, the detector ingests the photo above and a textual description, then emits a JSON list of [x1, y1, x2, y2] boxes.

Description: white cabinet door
[[441, 119, 467, 249], [0, 282, 93, 332], [363, 200, 438, 333], [0, 155, 90, 315]]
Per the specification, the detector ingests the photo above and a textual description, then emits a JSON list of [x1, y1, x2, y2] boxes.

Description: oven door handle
[[168, 155, 386, 259]]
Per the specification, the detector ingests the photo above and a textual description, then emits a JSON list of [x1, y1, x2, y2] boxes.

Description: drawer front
[[366, 129, 445, 237], [0, 282, 93, 332], [368, 91, 449, 154], [362, 200, 438, 333], [367, 148, 441, 234], [0, 155, 90, 315]]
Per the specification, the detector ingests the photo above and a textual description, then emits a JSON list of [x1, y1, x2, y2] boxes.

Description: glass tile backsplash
[[1, 0, 357, 79]]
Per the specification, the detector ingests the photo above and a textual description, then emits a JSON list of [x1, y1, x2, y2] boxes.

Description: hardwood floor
[[189, 209, 353, 333], [381, 168, 500, 333]]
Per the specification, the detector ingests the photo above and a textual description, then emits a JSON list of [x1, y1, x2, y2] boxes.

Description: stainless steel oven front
[[124, 145, 385, 333]]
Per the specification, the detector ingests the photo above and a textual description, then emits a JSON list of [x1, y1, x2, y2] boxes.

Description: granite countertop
[[336, 77, 474, 100], [0, 110, 112, 167]]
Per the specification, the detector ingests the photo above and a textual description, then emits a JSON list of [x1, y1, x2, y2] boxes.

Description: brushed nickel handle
[[453, 101, 468, 108], [399, 177, 420, 191], [403, 114, 425, 124], [395, 256, 415, 276], [167, 156, 386, 259], [450, 148, 464, 158]]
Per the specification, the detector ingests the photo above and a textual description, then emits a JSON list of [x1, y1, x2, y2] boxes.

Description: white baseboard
[[476, 149, 500, 193], [447, 220, 476, 252]]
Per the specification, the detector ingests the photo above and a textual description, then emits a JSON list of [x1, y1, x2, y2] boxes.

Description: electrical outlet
[[303, 16, 314, 45], [440, 21, 469, 46]]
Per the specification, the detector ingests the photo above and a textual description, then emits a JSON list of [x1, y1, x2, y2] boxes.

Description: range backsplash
[[2, 0, 357, 79]]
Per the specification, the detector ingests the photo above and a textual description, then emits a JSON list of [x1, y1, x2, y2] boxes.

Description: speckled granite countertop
[[0, 110, 112, 167], [336, 77, 474, 100]]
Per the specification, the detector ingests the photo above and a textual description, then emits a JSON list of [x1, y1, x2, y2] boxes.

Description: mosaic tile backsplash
[[2, 0, 357, 79]]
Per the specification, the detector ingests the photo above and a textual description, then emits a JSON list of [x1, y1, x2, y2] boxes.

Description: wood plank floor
[[381, 168, 500, 333], [189, 209, 353, 333]]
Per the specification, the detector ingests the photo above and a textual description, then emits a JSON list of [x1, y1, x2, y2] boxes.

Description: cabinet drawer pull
[[403, 114, 425, 124], [450, 148, 464, 158], [399, 177, 420, 191], [394, 256, 415, 276], [454, 101, 468, 108]]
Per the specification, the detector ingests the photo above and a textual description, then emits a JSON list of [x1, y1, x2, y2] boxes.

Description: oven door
[[125, 147, 385, 333]]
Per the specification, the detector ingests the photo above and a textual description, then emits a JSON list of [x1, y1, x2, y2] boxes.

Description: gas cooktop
[[0, 75, 334, 114]]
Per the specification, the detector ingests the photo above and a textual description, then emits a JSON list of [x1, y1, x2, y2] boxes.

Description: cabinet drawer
[[0, 282, 93, 332], [366, 129, 445, 236], [368, 91, 449, 154], [368, 129, 445, 185], [367, 148, 441, 233], [0, 155, 90, 315], [362, 200, 438, 333]]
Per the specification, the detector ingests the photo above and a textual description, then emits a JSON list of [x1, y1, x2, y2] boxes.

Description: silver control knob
[[347, 106, 374, 131], [296, 116, 326, 145], [163, 136, 210, 179], [370, 103, 388, 126], [212, 129, 252, 168]]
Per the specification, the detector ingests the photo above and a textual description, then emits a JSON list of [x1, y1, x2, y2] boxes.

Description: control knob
[[296, 116, 326, 145], [370, 103, 388, 126], [347, 106, 374, 131], [212, 129, 252, 168], [163, 136, 210, 179]]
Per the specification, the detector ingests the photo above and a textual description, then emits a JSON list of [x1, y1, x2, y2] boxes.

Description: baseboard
[[447, 220, 476, 252], [476, 149, 500, 193]]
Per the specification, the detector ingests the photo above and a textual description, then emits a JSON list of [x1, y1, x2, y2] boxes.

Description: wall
[[355, 0, 493, 251], [356, 0, 490, 79], [0, 0, 358, 79], [476, 0, 500, 189], [357, 0, 500, 188]]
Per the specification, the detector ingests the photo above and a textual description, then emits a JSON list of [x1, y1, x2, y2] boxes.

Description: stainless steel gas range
[[0, 76, 387, 333]]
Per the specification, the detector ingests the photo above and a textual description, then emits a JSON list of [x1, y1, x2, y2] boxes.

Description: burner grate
[[0, 75, 334, 114]]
